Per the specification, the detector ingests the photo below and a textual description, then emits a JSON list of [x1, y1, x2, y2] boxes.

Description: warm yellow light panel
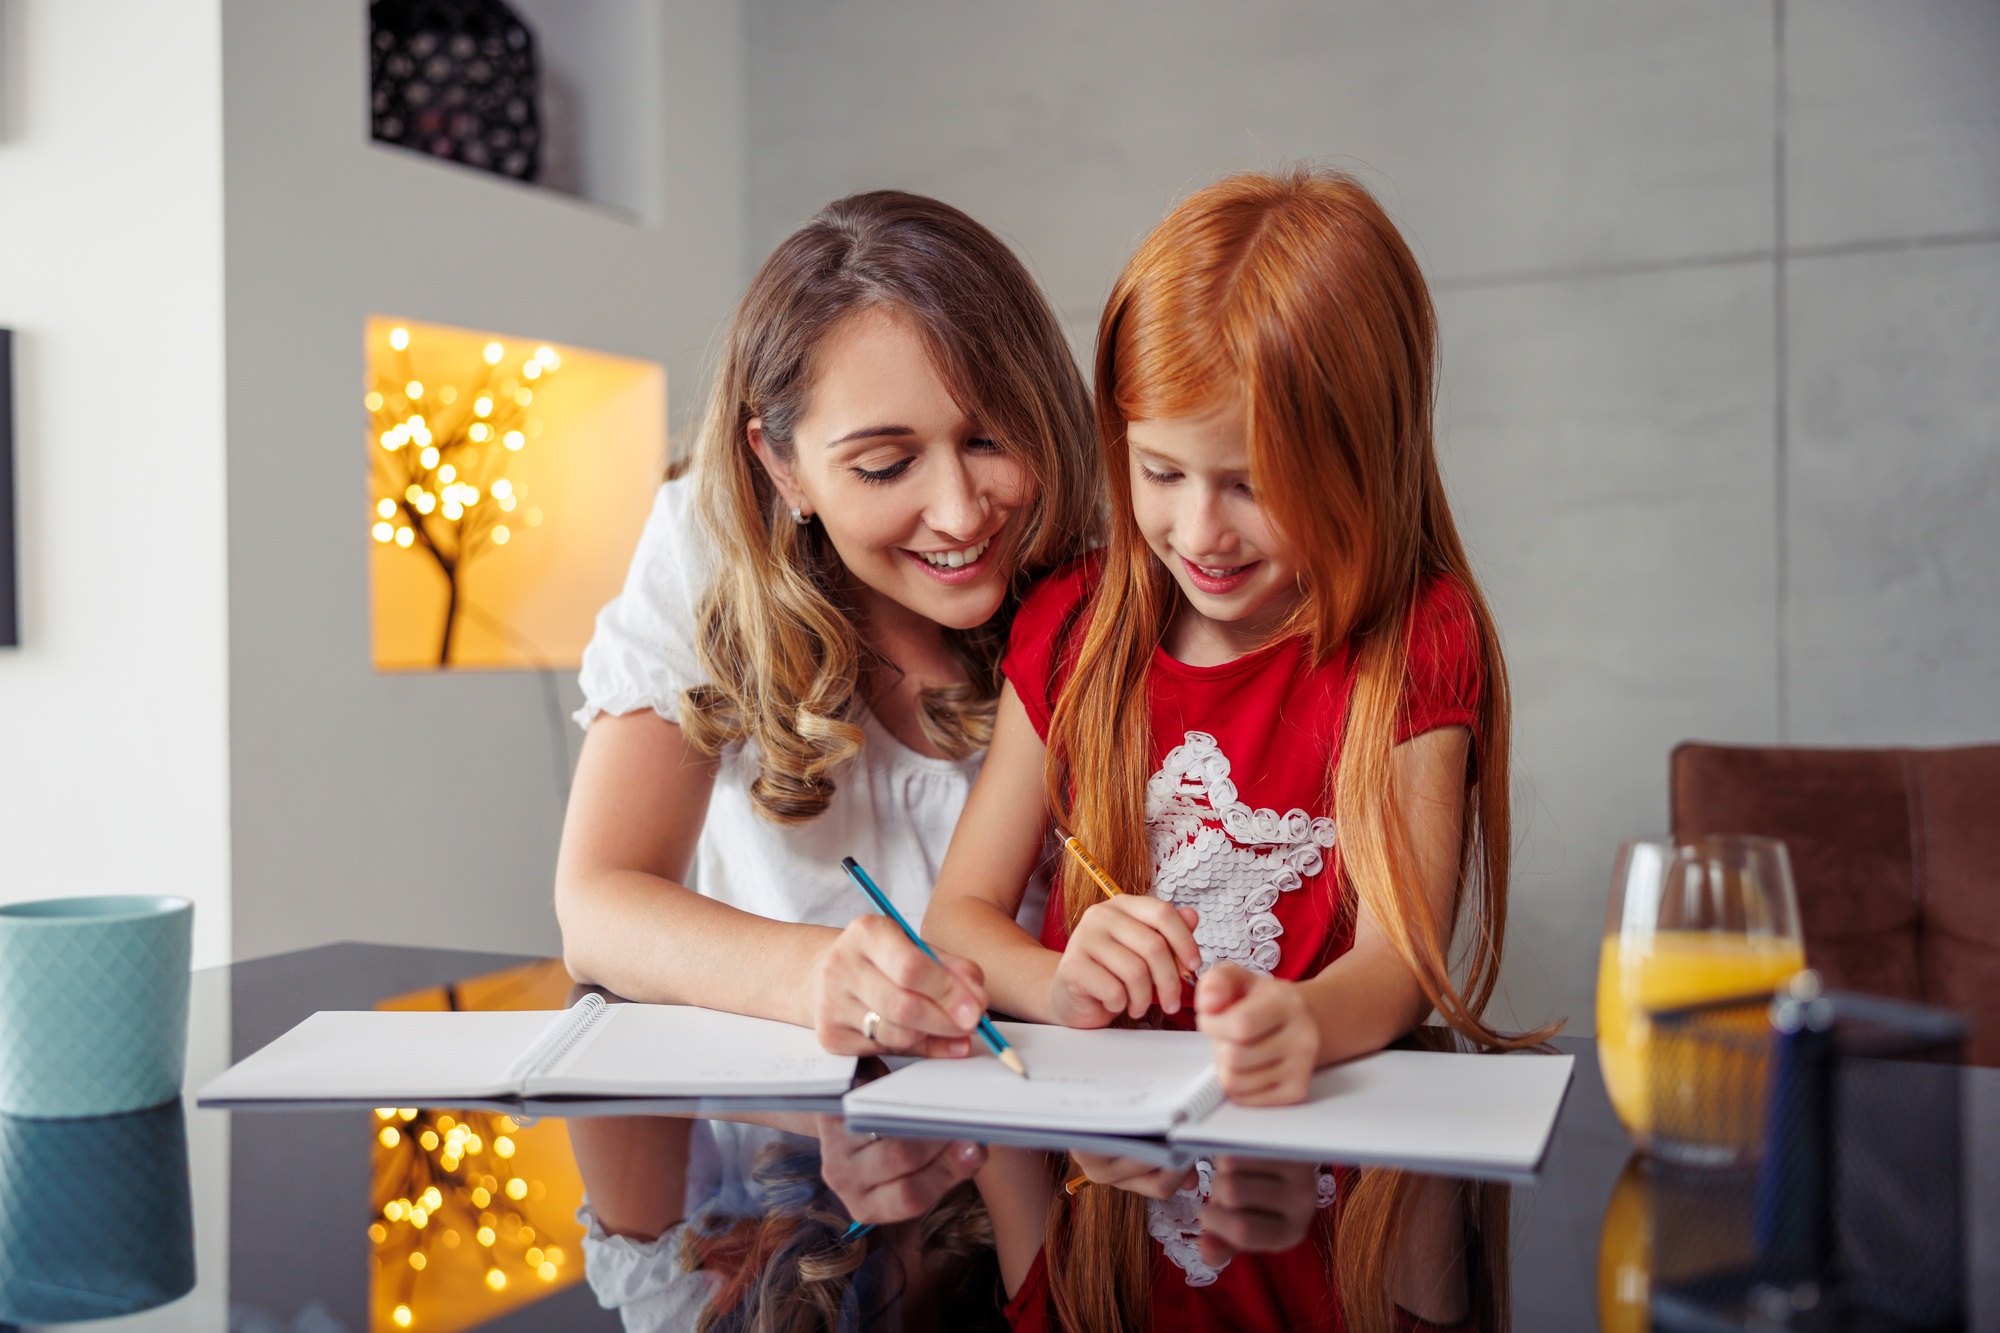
[[367, 316, 666, 671]]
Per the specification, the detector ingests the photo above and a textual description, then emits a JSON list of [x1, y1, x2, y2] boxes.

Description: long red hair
[[1042, 168, 1547, 1331]]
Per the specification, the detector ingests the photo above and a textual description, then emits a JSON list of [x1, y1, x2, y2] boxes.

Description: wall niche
[[365, 316, 664, 671], [368, 0, 661, 221]]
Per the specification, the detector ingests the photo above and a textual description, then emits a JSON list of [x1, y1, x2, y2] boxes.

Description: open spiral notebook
[[198, 994, 858, 1106], [843, 1023, 1576, 1175]]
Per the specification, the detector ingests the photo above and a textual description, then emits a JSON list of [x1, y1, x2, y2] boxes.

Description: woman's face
[[751, 308, 1032, 633]]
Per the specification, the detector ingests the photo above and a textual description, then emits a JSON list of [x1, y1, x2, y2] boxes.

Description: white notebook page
[[199, 1010, 557, 1103], [1173, 1049, 1575, 1173], [532, 1004, 856, 1097], [842, 1023, 1219, 1135]]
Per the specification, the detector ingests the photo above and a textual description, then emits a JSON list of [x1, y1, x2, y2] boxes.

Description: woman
[[555, 189, 1099, 1058]]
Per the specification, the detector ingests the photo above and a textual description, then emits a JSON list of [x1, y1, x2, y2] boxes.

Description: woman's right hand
[[812, 915, 989, 1057], [816, 1116, 986, 1224], [1049, 896, 1202, 1026]]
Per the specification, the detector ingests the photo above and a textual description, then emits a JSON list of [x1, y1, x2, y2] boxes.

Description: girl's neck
[[1160, 588, 1300, 667]]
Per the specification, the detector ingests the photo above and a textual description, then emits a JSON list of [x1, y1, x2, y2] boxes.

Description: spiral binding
[[1178, 1070, 1227, 1126], [503, 992, 609, 1090]]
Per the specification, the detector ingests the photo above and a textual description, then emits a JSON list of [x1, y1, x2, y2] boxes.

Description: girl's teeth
[[918, 539, 989, 569]]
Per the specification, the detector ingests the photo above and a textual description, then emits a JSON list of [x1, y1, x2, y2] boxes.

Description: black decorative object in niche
[[370, 0, 542, 183]]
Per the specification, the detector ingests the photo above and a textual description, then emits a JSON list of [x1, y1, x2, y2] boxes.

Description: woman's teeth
[[916, 539, 991, 569]]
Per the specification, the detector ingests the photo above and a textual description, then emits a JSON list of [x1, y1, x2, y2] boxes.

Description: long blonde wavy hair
[[679, 191, 1100, 822]]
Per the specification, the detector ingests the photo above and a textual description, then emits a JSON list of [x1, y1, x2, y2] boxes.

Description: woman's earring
[[790, 506, 811, 525]]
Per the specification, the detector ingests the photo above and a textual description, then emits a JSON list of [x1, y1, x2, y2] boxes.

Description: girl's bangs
[[1106, 269, 1244, 428]]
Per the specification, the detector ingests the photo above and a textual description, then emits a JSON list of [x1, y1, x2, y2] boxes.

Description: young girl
[[924, 169, 1547, 1330]]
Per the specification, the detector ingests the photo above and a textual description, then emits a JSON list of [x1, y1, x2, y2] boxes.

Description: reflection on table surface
[[2, 944, 1992, 1333]]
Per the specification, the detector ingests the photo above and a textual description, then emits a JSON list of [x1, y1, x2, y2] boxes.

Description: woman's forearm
[[923, 895, 1062, 1022], [557, 868, 838, 1026]]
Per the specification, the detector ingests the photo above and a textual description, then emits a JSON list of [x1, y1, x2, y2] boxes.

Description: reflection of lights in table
[[369, 1106, 575, 1331], [366, 959, 590, 1333]]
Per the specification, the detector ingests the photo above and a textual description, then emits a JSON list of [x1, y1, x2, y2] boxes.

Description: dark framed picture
[[1, 328, 14, 647]]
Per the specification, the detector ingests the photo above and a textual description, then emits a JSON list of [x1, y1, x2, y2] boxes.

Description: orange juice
[[1595, 931, 1804, 1139]]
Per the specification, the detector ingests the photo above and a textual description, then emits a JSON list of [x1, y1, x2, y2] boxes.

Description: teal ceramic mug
[[0, 1100, 196, 1321], [0, 896, 193, 1118]]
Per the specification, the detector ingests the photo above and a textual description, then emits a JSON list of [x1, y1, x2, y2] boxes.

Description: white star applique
[[1144, 731, 1336, 977], [1140, 730, 1340, 1283]]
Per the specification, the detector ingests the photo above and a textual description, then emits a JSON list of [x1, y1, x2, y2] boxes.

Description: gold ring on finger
[[862, 1010, 882, 1043]]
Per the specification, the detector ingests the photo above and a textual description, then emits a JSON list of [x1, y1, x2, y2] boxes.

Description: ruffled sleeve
[[577, 1203, 716, 1333], [575, 476, 713, 729], [1397, 576, 1484, 754], [999, 553, 1102, 741]]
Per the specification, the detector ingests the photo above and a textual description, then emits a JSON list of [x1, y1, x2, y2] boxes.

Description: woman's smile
[[904, 534, 998, 580]]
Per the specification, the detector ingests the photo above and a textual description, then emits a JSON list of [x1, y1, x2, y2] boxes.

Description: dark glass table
[[2, 943, 1993, 1332]]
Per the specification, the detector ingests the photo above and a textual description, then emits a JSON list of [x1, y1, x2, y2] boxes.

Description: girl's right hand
[[812, 915, 989, 1058], [1049, 896, 1202, 1025], [1067, 1150, 1197, 1199]]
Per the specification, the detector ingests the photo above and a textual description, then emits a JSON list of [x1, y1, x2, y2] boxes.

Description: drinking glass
[[1595, 836, 1805, 1146]]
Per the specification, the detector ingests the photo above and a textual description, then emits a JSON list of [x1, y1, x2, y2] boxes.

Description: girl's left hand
[[1194, 963, 1319, 1105], [1196, 1155, 1320, 1265]]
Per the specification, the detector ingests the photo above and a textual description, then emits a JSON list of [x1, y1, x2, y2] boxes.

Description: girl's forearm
[[923, 895, 1063, 1022], [1297, 948, 1432, 1068], [556, 868, 838, 1026], [977, 1147, 1057, 1299]]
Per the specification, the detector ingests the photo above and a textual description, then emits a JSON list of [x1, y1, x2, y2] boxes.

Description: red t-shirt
[[1001, 553, 1483, 1010], [999, 1209, 1476, 1333]]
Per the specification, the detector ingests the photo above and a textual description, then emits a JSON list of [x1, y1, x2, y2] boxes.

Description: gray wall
[[744, 0, 2000, 1032], [222, 0, 744, 961]]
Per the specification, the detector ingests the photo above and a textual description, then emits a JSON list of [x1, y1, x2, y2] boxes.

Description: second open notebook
[[842, 1023, 1575, 1174], [198, 994, 858, 1105]]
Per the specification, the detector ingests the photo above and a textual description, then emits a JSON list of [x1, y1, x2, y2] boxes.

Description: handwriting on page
[[689, 1058, 828, 1077]]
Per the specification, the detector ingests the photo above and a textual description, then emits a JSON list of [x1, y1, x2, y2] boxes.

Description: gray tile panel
[[1784, 241, 2000, 743], [1786, 0, 2000, 249], [1437, 261, 1780, 1032]]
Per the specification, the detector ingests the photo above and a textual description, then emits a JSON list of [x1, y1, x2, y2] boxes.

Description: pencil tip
[[999, 1048, 1029, 1079]]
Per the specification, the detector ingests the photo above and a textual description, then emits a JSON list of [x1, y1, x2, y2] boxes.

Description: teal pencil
[[839, 856, 1029, 1079]]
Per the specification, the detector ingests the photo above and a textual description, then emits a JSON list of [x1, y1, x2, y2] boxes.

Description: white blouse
[[576, 476, 1044, 934]]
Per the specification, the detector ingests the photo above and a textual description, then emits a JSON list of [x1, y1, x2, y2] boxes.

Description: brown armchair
[[1670, 742, 2000, 1067]]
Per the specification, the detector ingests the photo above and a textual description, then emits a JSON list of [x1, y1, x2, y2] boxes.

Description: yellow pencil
[[1059, 835, 1200, 986], [1060, 835, 1124, 901]]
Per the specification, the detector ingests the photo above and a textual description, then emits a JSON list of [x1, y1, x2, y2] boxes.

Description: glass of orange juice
[[1596, 836, 1804, 1148]]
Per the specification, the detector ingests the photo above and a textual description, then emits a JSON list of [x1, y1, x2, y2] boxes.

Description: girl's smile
[[1178, 555, 1262, 596], [1126, 400, 1302, 664]]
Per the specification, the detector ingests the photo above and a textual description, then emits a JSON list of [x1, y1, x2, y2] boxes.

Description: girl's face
[[751, 308, 1032, 634], [1126, 400, 1302, 654]]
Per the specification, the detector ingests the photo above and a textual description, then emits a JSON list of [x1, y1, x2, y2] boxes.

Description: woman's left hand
[[1195, 963, 1319, 1105]]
